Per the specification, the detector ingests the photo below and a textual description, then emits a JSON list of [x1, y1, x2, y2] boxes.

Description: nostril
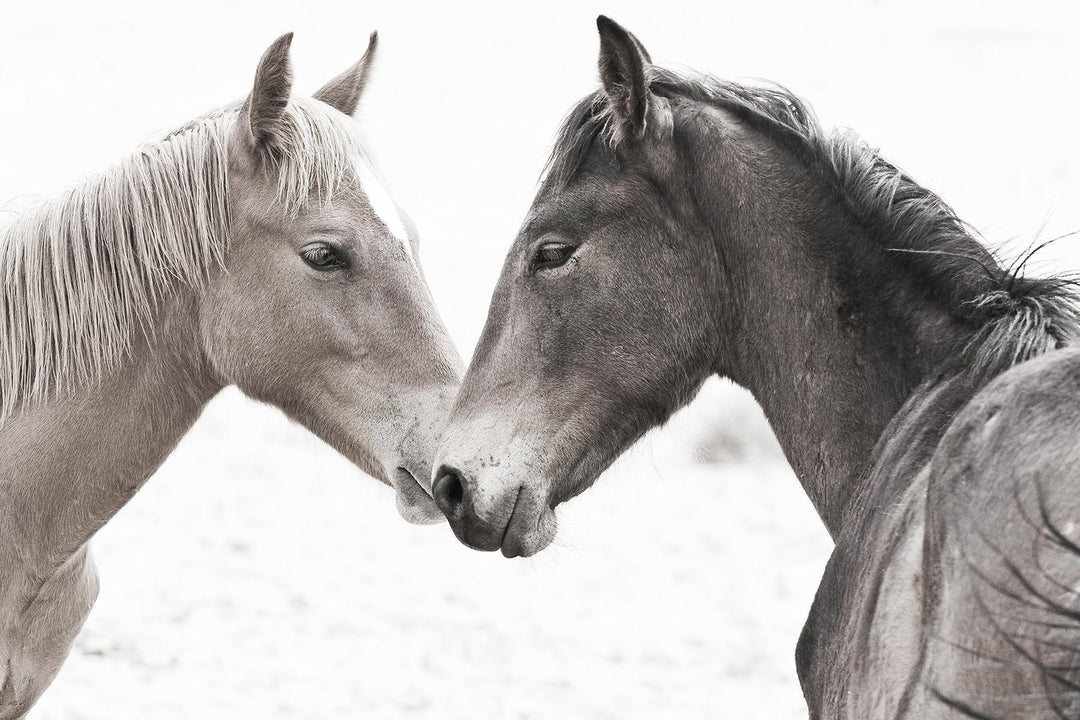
[[432, 466, 466, 518]]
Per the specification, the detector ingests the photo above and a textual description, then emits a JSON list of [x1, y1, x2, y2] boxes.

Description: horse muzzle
[[389, 465, 443, 525], [432, 465, 557, 557]]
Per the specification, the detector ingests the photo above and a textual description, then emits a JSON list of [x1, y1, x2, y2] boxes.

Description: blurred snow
[[1, 0, 1078, 718]]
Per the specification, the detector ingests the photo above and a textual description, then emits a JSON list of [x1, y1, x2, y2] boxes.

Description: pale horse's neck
[[682, 112, 970, 540], [0, 291, 221, 589]]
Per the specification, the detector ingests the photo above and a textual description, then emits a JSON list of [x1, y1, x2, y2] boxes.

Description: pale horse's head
[[200, 33, 462, 523]]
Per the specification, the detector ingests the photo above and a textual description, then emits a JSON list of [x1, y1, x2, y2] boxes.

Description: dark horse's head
[[436, 15, 1056, 556], [434, 18, 737, 556]]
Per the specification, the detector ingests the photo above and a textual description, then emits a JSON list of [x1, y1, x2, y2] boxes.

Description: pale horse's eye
[[301, 243, 347, 271]]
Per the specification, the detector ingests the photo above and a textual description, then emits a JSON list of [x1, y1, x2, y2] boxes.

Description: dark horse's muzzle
[[433, 467, 514, 553]]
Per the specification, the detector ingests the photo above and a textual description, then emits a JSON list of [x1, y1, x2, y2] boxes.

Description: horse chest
[[797, 468, 930, 720]]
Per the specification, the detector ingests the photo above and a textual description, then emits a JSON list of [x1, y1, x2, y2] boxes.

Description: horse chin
[[390, 469, 445, 525], [396, 494, 444, 525], [499, 503, 558, 559]]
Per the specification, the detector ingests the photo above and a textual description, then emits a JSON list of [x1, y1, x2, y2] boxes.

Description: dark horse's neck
[[681, 102, 991, 540]]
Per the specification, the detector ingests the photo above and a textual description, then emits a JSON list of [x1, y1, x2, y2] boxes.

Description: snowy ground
[[2, 1, 1079, 718]]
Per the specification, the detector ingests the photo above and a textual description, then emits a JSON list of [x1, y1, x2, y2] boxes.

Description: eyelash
[[530, 242, 577, 273], [301, 244, 347, 271]]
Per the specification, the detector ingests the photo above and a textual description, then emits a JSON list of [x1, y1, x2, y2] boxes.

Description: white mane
[[0, 96, 367, 421]]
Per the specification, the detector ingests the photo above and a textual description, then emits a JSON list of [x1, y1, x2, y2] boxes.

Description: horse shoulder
[[796, 450, 932, 718]]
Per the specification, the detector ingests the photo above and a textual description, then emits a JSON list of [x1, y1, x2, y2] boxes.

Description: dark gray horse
[[433, 16, 1080, 719]]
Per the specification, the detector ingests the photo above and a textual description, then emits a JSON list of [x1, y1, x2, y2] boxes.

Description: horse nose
[[432, 463, 510, 553], [433, 466, 466, 519]]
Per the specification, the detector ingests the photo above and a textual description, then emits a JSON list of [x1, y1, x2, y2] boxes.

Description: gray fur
[[0, 34, 460, 718], [434, 16, 1080, 718], [0, 95, 375, 425]]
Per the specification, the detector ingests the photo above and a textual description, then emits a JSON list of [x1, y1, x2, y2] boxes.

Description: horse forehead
[[349, 152, 413, 260], [521, 180, 640, 239]]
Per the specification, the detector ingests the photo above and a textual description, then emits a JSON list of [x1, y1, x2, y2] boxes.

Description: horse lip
[[456, 522, 502, 552], [390, 467, 443, 525], [445, 484, 525, 553], [500, 540, 524, 559], [392, 466, 431, 498], [498, 485, 526, 558]]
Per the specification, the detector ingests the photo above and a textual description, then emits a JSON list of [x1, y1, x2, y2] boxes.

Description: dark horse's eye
[[301, 244, 347, 271], [530, 242, 577, 273]]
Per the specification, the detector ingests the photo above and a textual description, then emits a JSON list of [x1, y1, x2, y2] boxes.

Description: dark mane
[[544, 67, 1080, 379]]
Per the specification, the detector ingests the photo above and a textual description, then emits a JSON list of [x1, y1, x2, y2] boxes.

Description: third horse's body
[[800, 350, 1080, 718]]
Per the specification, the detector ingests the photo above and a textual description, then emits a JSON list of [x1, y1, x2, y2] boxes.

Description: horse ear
[[242, 33, 294, 152], [313, 31, 379, 117], [596, 16, 653, 141]]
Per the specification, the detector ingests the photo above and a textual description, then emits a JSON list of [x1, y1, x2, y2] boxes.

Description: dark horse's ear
[[596, 16, 653, 142], [241, 33, 295, 154], [313, 31, 379, 117]]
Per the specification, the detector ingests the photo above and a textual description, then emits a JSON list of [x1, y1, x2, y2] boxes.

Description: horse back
[[918, 347, 1080, 718]]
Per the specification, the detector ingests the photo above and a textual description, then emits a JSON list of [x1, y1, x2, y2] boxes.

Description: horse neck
[[681, 117, 975, 539], [0, 292, 220, 581]]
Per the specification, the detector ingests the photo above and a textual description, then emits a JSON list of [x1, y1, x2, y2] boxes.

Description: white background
[[1, 1, 1078, 718]]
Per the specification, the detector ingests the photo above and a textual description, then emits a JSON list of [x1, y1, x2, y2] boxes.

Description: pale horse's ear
[[241, 32, 295, 154], [596, 15, 656, 143], [313, 31, 379, 117]]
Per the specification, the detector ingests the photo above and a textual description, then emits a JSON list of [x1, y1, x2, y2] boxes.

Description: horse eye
[[301, 244, 346, 271], [531, 242, 577, 273]]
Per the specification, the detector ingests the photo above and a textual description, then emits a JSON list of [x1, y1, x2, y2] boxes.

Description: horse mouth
[[390, 467, 444, 525], [501, 505, 557, 558], [497, 485, 525, 557], [442, 485, 541, 557], [497, 491, 558, 559]]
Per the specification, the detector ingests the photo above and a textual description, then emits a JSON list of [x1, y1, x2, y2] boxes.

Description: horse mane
[[0, 96, 366, 422], [545, 67, 1080, 381]]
